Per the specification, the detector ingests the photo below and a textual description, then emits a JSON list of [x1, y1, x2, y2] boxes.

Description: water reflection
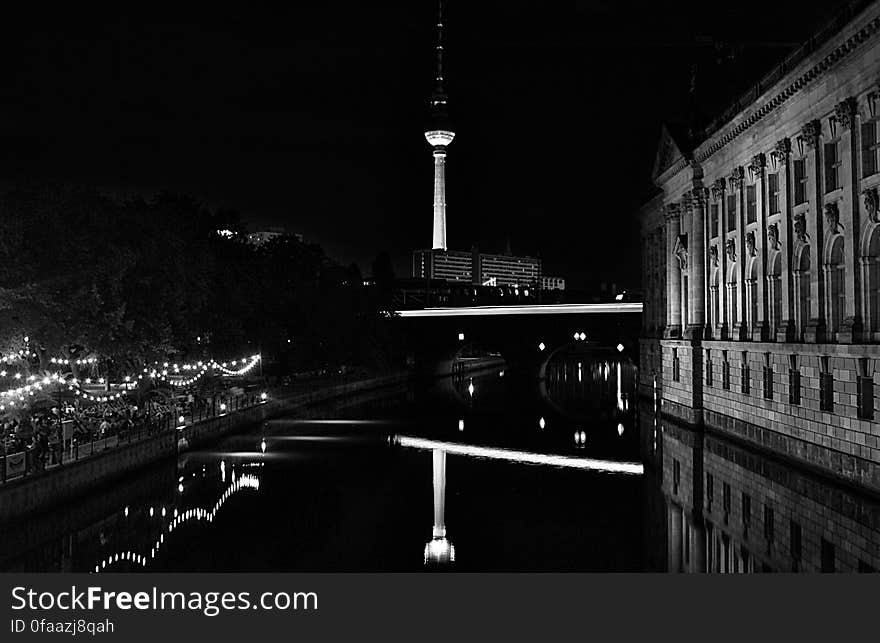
[[424, 449, 454, 565], [641, 398, 880, 572], [5, 354, 878, 572]]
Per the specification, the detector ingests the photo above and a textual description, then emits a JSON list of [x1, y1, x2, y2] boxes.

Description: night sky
[[0, 1, 854, 290]]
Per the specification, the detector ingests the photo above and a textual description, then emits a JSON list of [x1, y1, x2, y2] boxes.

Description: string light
[[0, 351, 261, 407]]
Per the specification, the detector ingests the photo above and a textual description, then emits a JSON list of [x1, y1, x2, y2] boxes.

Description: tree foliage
[[0, 183, 403, 374]]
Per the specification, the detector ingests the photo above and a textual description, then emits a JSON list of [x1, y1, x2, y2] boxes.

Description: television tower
[[425, 0, 454, 250]]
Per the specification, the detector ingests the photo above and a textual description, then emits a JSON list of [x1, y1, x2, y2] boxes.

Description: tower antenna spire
[[425, 0, 454, 251], [435, 0, 444, 93], [432, 0, 448, 108]]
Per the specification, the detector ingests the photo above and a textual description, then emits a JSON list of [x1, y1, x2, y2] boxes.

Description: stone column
[[730, 167, 748, 340], [773, 138, 795, 341], [802, 119, 826, 343], [837, 98, 861, 342], [750, 153, 769, 340], [712, 179, 728, 339], [686, 189, 706, 337], [665, 204, 682, 337]]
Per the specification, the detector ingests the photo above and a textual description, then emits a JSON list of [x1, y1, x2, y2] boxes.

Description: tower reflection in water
[[424, 449, 454, 565]]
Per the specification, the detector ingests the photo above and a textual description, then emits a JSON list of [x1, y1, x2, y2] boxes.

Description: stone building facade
[[640, 1, 880, 492]]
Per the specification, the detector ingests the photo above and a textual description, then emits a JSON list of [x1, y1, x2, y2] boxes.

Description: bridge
[[391, 301, 643, 379], [394, 302, 642, 318]]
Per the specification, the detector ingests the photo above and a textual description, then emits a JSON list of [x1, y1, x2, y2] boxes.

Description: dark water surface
[[3, 353, 880, 572]]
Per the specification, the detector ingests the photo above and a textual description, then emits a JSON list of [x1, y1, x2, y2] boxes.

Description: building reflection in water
[[641, 398, 880, 572]]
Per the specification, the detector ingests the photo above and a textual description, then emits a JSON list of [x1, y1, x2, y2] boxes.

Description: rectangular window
[[706, 473, 714, 512], [742, 493, 751, 538], [764, 505, 775, 548], [821, 539, 835, 573], [789, 355, 801, 405], [762, 353, 773, 400], [746, 184, 757, 224], [820, 356, 834, 413], [672, 348, 680, 382], [858, 357, 874, 420], [706, 351, 713, 387], [710, 204, 719, 237], [673, 458, 680, 496], [722, 351, 731, 390], [790, 520, 802, 571], [768, 172, 780, 214], [824, 141, 841, 192], [723, 482, 731, 524], [862, 120, 878, 178], [726, 194, 737, 231], [742, 351, 750, 395], [793, 158, 807, 205]]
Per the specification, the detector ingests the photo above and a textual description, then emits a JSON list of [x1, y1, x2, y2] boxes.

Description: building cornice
[[654, 2, 880, 190], [693, 8, 880, 165]]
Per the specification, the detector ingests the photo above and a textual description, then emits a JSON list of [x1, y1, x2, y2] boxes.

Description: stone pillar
[[686, 189, 706, 337], [750, 153, 769, 341], [713, 179, 728, 339], [773, 138, 795, 341], [837, 98, 861, 342], [665, 204, 682, 337], [802, 119, 826, 343], [730, 167, 749, 340]]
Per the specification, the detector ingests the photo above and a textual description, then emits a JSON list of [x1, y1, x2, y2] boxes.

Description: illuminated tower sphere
[[425, 0, 454, 251]]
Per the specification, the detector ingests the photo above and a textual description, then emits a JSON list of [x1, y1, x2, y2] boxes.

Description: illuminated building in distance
[[413, 247, 542, 288]]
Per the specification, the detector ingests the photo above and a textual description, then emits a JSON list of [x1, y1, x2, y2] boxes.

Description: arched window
[[862, 224, 880, 337], [727, 270, 738, 329], [827, 236, 845, 337], [711, 269, 721, 336], [767, 252, 782, 338], [747, 259, 759, 337], [793, 247, 811, 341]]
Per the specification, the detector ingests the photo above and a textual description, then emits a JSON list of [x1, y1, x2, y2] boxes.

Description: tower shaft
[[432, 149, 448, 250]]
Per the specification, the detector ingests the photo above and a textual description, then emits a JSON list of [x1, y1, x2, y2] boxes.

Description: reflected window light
[[260, 438, 267, 453], [458, 332, 465, 341], [618, 423, 625, 436], [467, 380, 474, 397], [458, 419, 464, 432], [538, 342, 546, 351], [539, 417, 545, 430], [617, 343, 624, 353]]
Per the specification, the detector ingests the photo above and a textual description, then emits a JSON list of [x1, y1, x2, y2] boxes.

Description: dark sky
[[0, 1, 854, 290]]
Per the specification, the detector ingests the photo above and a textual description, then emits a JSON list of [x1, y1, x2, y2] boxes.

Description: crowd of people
[[0, 384, 262, 472]]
